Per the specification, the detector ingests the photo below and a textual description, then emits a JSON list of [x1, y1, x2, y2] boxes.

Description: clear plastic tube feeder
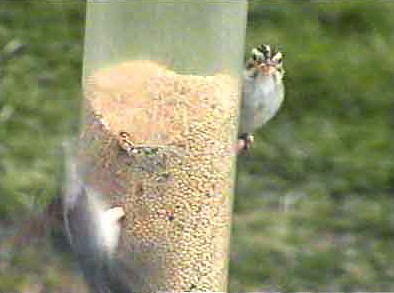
[[79, 1, 247, 291]]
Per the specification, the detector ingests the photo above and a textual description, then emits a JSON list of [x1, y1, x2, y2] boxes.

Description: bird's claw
[[236, 133, 254, 154]]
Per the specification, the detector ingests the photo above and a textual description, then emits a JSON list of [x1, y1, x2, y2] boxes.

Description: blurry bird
[[62, 142, 162, 293], [237, 44, 285, 152]]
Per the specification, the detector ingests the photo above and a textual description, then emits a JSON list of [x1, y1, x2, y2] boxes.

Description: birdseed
[[80, 60, 240, 292]]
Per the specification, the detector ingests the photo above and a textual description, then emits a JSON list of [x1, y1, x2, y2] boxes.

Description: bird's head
[[249, 44, 284, 78]]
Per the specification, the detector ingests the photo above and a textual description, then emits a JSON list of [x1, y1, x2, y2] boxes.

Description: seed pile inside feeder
[[80, 60, 240, 292]]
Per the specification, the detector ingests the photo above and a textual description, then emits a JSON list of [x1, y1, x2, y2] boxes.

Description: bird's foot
[[235, 133, 254, 154]]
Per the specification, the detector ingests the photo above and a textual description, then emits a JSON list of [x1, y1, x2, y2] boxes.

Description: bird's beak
[[262, 66, 272, 76], [258, 62, 276, 76]]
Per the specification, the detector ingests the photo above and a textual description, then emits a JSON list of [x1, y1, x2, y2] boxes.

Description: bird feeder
[[79, 1, 247, 291]]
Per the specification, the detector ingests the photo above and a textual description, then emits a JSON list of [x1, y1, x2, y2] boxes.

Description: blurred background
[[0, 1, 393, 292]]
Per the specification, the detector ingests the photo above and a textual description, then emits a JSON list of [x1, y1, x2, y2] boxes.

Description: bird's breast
[[256, 75, 277, 97]]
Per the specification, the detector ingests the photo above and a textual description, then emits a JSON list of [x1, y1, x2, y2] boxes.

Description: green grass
[[1, 1, 393, 291], [0, 1, 83, 216], [231, 1, 394, 291]]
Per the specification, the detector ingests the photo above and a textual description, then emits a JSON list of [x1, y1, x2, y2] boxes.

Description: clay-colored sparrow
[[237, 44, 285, 152], [62, 142, 160, 292]]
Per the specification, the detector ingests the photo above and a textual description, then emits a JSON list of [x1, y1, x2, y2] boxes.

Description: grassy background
[[1, 1, 393, 291]]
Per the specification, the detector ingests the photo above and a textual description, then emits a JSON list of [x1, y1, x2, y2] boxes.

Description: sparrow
[[61, 141, 127, 292], [237, 44, 285, 153], [61, 142, 160, 292]]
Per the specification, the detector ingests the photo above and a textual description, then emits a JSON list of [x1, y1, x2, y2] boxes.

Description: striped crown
[[251, 44, 283, 65]]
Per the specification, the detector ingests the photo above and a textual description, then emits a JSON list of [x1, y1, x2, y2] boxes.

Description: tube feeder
[[79, 1, 247, 291]]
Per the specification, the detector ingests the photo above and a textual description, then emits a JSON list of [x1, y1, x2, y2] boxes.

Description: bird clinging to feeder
[[237, 44, 285, 152]]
